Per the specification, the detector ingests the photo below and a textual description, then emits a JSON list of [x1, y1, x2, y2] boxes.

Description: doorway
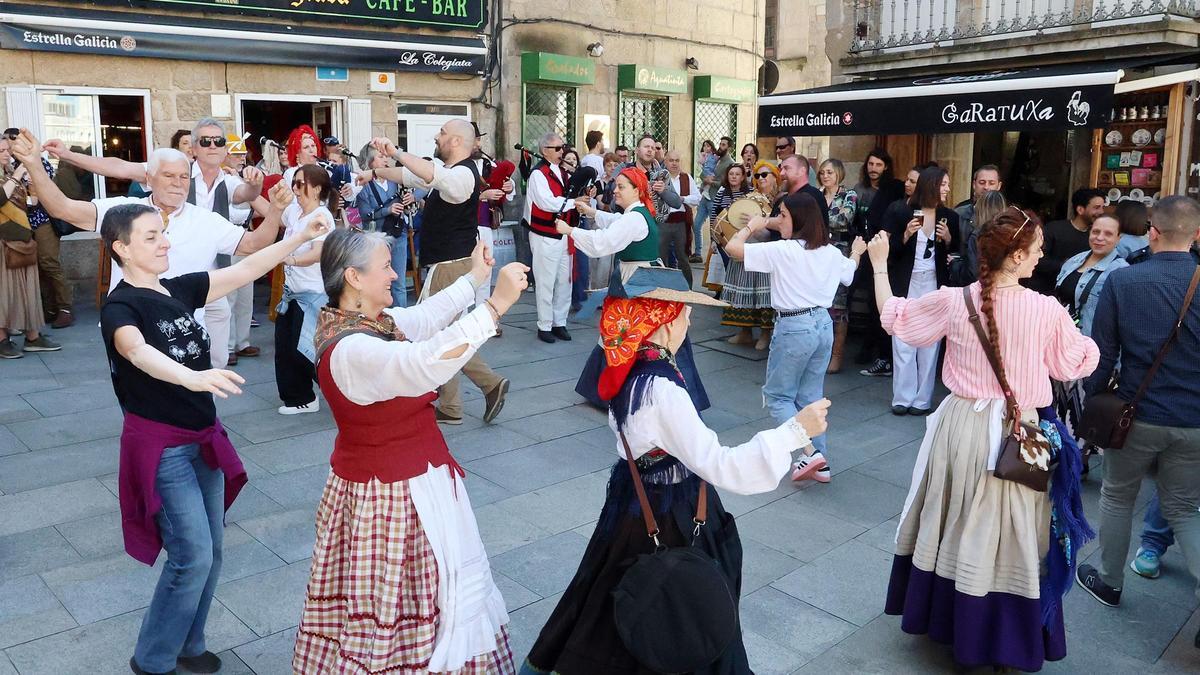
[[240, 100, 321, 166], [396, 102, 470, 159]]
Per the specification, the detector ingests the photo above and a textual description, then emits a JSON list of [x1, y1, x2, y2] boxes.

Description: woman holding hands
[[100, 198, 329, 675]]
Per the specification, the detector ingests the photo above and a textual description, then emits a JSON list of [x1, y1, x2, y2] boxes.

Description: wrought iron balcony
[[849, 0, 1200, 53]]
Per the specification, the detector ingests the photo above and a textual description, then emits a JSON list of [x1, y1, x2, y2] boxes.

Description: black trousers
[[658, 219, 693, 288], [274, 300, 316, 406]]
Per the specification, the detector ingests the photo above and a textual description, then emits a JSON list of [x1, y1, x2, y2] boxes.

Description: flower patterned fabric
[[597, 296, 683, 400]]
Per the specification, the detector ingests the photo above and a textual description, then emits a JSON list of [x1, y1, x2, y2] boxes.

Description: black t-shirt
[[771, 185, 831, 226], [101, 273, 215, 431], [1056, 268, 1083, 314]]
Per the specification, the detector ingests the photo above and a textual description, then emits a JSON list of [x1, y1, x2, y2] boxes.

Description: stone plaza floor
[[0, 291, 1198, 674]]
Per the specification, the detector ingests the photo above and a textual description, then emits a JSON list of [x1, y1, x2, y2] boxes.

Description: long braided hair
[[975, 207, 1041, 419]]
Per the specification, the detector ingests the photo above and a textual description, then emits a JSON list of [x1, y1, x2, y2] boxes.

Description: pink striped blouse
[[881, 283, 1100, 408]]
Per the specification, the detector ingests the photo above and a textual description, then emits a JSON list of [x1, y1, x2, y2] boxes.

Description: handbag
[[1079, 265, 1200, 449], [0, 199, 32, 242], [611, 432, 737, 673], [962, 287, 1052, 492], [3, 239, 37, 269]]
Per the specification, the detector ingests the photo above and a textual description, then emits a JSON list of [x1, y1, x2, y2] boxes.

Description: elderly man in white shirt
[[521, 133, 578, 343], [663, 149, 703, 287], [358, 120, 519, 425], [12, 131, 286, 369]]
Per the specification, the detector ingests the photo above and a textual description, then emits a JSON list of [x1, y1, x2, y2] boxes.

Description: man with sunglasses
[[11, 129, 286, 370], [622, 134, 682, 226], [521, 133, 578, 343]]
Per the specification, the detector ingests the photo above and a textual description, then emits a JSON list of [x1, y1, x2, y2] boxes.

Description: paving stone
[[238, 508, 317, 564], [209, 649, 255, 674], [0, 575, 77, 650], [474, 503, 555, 557], [0, 478, 117, 537], [737, 498, 866, 563], [493, 354, 585, 390], [462, 471, 513, 507], [772, 540, 893, 627], [793, 613, 957, 674], [221, 523, 289, 583], [853, 438, 922, 489], [6, 406, 124, 451], [0, 426, 28, 458], [487, 379, 587, 419], [215, 561, 310, 637], [226, 484, 286, 524], [233, 627, 298, 675], [220, 404, 335, 444], [0, 436, 120, 494], [741, 628, 808, 674], [0, 395, 39, 424], [0, 527, 82, 582], [490, 470, 610, 536], [235, 429, 336, 475], [716, 480, 795, 518], [1060, 576, 1193, 663], [738, 587, 856, 668], [445, 425, 539, 463], [786, 470, 908, 529], [504, 592, 563, 669], [493, 571, 541, 612], [740, 536, 806, 595], [1147, 608, 1200, 673], [490, 531, 590, 598], [465, 437, 615, 494], [20, 383, 119, 417], [213, 389, 279, 418], [0, 653, 15, 675], [40, 553, 163, 625], [856, 515, 901, 554], [251, 464, 329, 510], [4, 599, 253, 675]]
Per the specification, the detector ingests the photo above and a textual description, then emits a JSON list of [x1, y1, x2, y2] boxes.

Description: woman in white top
[[274, 164, 333, 415], [726, 191, 866, 484]]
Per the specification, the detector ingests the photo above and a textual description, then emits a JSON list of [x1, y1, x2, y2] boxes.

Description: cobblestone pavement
[[1, 291, 1197, 674]]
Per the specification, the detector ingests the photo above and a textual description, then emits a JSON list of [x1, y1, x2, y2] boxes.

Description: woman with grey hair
[[354, 142, 416, 306], [293, 230, 530, 673]]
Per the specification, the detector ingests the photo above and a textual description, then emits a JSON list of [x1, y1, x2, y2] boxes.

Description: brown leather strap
[[619, 431, 708, 541], [962, 287, 1021, 421], [1129, 265, 1200, 408]]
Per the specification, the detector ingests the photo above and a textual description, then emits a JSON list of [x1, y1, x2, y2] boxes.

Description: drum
[[714, 193, 772, 247]]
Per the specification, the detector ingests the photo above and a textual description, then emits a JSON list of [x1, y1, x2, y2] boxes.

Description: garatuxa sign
[[758, 67, 1118, 137]]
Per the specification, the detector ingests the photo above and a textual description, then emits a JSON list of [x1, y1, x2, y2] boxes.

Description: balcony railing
[[849, 0, 1200, 53]]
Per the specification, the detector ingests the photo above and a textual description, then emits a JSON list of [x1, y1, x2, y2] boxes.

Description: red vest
[[317, 342, 463, 484], [529, 163, 568, 239]]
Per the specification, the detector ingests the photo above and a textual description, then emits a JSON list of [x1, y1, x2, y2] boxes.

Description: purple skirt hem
[[884, 555, 1066, 672]]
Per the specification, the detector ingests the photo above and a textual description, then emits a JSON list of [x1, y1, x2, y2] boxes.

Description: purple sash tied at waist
[[118, 412, 247, 565]]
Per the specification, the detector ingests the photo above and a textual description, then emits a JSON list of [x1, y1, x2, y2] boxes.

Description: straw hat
[[613, 264, 729, 307]]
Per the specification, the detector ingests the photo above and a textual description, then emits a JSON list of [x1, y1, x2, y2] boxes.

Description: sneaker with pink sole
[[791, 452, 828, 482]]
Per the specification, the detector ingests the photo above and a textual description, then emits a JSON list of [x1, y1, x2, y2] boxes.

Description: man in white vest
[[662, 149, 702, 287]]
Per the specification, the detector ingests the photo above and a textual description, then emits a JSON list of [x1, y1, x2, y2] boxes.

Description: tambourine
[[714, 193, 773, 247]]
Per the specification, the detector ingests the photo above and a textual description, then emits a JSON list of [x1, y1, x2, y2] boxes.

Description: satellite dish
[[759, 60, 780, 96]]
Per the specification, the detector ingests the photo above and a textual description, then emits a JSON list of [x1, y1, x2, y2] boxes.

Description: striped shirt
[[881, 283, 1099, 409]]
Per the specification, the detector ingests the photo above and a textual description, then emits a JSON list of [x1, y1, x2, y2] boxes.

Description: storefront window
[[523, 84, 576, 148], [40, 92, 147, 199], [618, 94, 669, 149], [694, 101, 737, 173]]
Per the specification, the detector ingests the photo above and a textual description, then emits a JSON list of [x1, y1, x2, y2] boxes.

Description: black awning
[[758, 63, 1125, 137], [0, 5, 486, 74]]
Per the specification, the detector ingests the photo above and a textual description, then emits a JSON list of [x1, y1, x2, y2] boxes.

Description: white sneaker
[[791, 452, 828, 482], [278, 399, 320, 415]]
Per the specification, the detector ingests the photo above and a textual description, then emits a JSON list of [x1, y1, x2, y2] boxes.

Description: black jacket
[[885, 203, 961, 296]]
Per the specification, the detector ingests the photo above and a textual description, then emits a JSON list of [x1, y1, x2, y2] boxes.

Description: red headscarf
[[597, 296, 683, 400], [286, 125, 323, 167], [618, 166, 656, 218]]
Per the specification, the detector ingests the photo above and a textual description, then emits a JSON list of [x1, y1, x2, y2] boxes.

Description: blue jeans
[[134, 443, 225, 673], [694, 197, 711, 255], [1140, 493, 1175, 556], [763, 310, 833, 454], [390, 232, 409, 308]]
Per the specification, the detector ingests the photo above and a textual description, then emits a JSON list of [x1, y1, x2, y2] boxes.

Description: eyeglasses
[[543, 145, 565, 152], [755, 172, 773, 179], [775, 144, 789, 150], [1007, 205, 1033, 241], [196, 136, 226, 148]]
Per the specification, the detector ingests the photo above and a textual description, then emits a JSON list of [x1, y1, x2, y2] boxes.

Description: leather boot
[[827, 321, 848, 373]]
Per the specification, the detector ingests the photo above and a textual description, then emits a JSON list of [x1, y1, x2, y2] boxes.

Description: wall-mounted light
[[685, 57, 700, 70], [587, 42, 604, 58]]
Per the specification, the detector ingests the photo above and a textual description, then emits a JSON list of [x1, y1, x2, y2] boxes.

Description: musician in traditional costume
[[292, 230, 529, 673], [563, 168, 710, 411], [721, 160, 781, 351], [524, 133, 579, 343], [519, 266, 831, 674]]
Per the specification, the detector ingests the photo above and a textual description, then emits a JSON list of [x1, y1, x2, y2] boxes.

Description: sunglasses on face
[[196, 136, 226, 148], [755, 173, 773, 179], [543, 145, 565, 152], [775, 144, 789, 150]]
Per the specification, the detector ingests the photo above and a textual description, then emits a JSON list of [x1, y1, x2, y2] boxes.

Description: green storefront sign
[[617, 64, 688, 95], [694, 75, 756, 104], [83, 0, 485, 29], [521, 52, 596, 86]]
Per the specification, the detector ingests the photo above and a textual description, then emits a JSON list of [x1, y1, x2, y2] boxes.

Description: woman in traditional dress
[[868, 208, 1099, 672], [721, 160, 779, 351], [519, 267, 832, 674], [817, 158, 858, 373], [98, 200, 327, 675], [703, 163, 749, 294], [292, 231, 528, 673], [566, 167, 711, 412]]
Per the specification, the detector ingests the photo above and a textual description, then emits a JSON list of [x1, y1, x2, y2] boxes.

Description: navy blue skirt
[[574, 337, 711, 411]]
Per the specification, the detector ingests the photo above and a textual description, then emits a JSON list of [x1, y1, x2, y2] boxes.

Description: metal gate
[[522, 84, 576, 148], [618, 93, 670, 148], [693, 101, 737, 173]]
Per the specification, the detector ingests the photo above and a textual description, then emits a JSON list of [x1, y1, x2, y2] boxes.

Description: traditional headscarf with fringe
[[596, 296, 682, 402], [286, 125, 323, 168], [618, 166, 656, 218]]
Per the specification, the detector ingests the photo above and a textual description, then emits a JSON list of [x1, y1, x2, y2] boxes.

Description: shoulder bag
[[3, 238, 37, 269], [1079, 265, 1200, 449], [962, 287, 1052, 492], [610, 432, 737, 673]]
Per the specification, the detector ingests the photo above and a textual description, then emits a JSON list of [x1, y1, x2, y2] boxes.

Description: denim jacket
[[1055, 248, 1128, 336], [276, 288, 328, 363], [355, 179, 400, 233]]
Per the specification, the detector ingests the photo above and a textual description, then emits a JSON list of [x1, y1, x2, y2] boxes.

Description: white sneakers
[[791, 451, 831, 484], [278, 399, 320, 415]]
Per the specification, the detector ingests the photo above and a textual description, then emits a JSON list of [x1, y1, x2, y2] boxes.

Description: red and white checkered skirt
[[293, 471, 515, 674]]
